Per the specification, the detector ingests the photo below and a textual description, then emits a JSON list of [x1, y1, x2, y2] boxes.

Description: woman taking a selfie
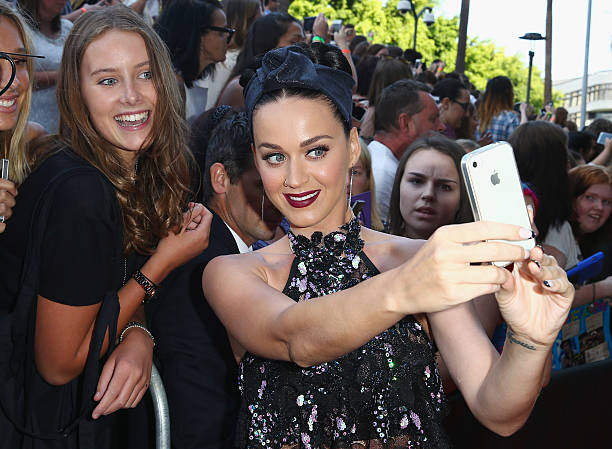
[[204, 43, 573, 448], [0, 6, 211, 447]]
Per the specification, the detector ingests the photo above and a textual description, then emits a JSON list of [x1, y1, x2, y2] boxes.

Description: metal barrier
[[149, 363, 170, 449]]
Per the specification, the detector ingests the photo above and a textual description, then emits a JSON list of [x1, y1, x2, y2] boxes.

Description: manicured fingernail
[[543, 280, 552, 288], [519, 227, 535, 239], [524, 248, 531, 259], [530, 259, 541, 268]]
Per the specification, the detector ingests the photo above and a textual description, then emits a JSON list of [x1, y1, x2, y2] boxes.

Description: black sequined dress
[[236, 219, 450, 449]]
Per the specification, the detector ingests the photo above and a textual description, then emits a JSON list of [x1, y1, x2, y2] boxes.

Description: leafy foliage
[[288, 0, 560, 109]]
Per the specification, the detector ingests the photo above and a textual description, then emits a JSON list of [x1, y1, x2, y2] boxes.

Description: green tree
[[288, 0, 558, 109]]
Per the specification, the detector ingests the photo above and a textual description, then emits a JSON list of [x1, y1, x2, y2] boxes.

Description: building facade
[[554, 70, 612, 126]]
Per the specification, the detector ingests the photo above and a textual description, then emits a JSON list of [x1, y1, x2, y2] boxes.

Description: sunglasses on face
[[0, 51, 45, 96], [205, 26, 236, 44], [453, 99, 470, 112]]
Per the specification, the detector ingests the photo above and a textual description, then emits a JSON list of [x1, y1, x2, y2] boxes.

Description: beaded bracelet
[[119, 321, 155, 346]]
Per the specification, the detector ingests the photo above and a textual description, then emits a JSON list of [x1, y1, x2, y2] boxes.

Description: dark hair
[[367, 57, 413, 106], [374, 79, 431, 134], [432, 78, 467, 102], [189, 105, 236, 198], [508, 121, 571, 241], [568, 130, 594, 154], [20, 0, 61, 33], [586, 118, 612, 155], [349, 35, 367, 53], [386, 45, 403, 58], [351, 40, 370, 60], [244, 42, 353, 137], [155, 0, 223, 88], [355, 55, 379, 97], [415, 70, 437, 87], [230, 12, 300, 79], [389, 134, 473, 236], [366, 44, 386, 56], [455, 102, 476, 140], [225, 0, 262, 50], [554, 107, 568, 128], [478, 76, 514, 133], [200, 112, 254, 203], [402, 49, 422, 64]]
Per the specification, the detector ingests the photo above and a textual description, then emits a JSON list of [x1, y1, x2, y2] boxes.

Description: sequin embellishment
[[236, 219, 450, 448]]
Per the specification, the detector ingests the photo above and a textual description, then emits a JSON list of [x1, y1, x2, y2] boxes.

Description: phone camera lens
[[473, 161, 478, 168]]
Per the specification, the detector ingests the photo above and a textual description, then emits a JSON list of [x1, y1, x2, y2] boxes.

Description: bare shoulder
[[204, 236, 294, 294], [361, 227, 426, 273], [26, 121, 46, 142]]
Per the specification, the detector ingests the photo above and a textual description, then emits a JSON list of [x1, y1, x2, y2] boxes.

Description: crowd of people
[[0, 0, 609, 448]]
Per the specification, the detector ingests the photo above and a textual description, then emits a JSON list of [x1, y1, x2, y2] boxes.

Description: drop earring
[[348, 168, 354, 211], [261, 193, 265, 221]]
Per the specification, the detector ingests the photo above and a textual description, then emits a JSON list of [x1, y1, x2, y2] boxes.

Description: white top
[[198, 49, 240, 110], [225, 222, 251, 254], [543, 220, 582, 270], [29, 19, 73, 133], [368, 139, 398, 222], [184, 83, 209, 120]]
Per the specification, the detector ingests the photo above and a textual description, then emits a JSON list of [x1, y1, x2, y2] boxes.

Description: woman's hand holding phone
[[495, 247, 574, 350], [396, 221, 535, 314]]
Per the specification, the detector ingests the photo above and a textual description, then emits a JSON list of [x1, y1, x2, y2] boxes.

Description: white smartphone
[[597, 131, 612, 145], [461, 142, 535, 267]]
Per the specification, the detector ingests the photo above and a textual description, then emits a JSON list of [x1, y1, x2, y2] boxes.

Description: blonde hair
[[56, 5, 192, 255], [0, 3, 34, 185], [354, 139, 384, 231]]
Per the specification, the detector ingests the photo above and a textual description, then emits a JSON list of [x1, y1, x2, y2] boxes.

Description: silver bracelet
[[119, 321, 155, 346]]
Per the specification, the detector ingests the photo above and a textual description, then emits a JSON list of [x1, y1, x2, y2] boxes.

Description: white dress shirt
[[225, 222, 252, 254], [368, 140, 399, 222]]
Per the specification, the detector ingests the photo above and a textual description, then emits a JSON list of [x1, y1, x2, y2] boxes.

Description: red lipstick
[[283, 190, 320, 208]]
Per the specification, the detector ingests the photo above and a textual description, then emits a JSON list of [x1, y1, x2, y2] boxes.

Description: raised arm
[[430, 247, 573, 436], [204, 221, 535, 367], [35, 202, 212, 385]]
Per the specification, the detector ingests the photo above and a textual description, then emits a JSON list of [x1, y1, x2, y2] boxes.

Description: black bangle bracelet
[[132, 269, 160, 304]]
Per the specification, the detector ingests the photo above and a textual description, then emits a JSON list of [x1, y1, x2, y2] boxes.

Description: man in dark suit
[[149, 112, 282, 449]]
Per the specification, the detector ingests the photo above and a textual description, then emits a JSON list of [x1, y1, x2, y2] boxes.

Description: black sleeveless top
[[236, 219, 450, 448]]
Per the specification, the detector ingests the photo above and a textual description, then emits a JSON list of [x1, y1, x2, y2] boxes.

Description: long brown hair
[[478, 76, 514, 134], [389, 135, 473, 236], [56, 5, 192, 255], [568, 164, 612, 251], [0, 3, 34, 185]]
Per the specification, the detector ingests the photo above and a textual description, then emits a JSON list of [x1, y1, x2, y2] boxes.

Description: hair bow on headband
[[244, 45, 355, 127]]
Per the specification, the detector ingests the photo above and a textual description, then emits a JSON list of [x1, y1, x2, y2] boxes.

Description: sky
[[435, 0, 612, 83]]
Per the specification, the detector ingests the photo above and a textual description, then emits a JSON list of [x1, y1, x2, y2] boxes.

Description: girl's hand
[[398, 221, 534, 313], [153, 203, 212, 275], [0, 179, 17, 233], [496, 246, 574, 349], [92, 327, 154, 419]]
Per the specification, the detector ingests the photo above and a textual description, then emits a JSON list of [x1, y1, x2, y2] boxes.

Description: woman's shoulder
[[25, 121, 46, 142], [362, 228, 425, 273]]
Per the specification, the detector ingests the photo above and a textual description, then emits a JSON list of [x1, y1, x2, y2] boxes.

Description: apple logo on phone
[[491, 171, 500, 186]]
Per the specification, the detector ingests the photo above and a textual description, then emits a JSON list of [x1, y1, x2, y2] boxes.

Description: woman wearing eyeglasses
[[431, 78, 471, 140], [0, 4, 45, 235], [155, 0, 233, 119]]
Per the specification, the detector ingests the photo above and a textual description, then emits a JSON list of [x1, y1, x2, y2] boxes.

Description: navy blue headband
[[244, 45, 355, 128]]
